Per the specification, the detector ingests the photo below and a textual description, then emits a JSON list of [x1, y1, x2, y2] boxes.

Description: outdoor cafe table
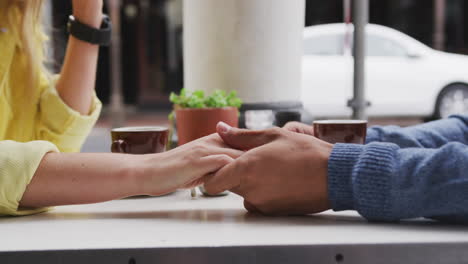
[[1, 191, 468, 264]]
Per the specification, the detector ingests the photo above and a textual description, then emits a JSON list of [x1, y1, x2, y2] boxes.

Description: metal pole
[[351, 0, 369, 120], [433, 0, 446, 50], [107, 0, 125, 128]]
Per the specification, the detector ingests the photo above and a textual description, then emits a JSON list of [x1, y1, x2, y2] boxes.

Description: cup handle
[[111, 139, 128, 153]]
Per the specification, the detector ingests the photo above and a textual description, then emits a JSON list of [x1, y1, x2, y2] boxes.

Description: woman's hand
[[135, 134, 244, 196], [72, 0, 104, 27], [283, 122, 315, 136]]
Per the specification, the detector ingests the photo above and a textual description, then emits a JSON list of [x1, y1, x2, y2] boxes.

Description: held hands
[[72, 0, 104, 27], [134, 134, 244, 196], [204, 123, 333, 215], [133, 120, 328, 214]]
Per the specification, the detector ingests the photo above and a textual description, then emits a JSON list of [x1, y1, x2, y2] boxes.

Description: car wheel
[[435, 84, 468, 119]]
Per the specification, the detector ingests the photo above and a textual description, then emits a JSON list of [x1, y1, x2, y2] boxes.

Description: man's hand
[[204, 122, 333, 215]]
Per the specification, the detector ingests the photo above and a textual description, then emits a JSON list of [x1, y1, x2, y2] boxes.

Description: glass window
[[366, 35, 407, 57], [304, 34, 344, 56]]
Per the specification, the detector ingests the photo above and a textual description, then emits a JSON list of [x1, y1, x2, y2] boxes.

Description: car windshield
[[304, 34, 344, 56], [304, 32, 408, 57], [366, 34, 407, 57]]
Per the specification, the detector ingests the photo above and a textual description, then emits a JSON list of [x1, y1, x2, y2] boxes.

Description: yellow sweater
[[0, 10, 101, 216]]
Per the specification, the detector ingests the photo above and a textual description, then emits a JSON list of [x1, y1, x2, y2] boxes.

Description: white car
[[301, 23, 468, 119]]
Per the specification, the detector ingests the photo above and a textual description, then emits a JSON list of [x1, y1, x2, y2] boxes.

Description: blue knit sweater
[[328, 115, 468, 223]]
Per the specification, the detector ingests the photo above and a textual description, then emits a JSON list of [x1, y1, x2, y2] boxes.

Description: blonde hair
[[4, 0, 46, 88]]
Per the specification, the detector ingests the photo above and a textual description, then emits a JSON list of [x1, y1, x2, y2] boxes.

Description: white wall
[[183, 0, 305, 104]]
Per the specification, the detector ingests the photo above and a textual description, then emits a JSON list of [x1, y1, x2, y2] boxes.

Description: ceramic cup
[[111, 126, 169, 154], [313, 120, 367, 144]]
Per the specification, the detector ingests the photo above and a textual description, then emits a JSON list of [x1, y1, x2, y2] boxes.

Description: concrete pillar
[[183, 0, 305, 107]]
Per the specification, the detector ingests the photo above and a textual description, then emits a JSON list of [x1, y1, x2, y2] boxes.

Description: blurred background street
[[82, 113, 424, 152], [43, 0, 468, 151]]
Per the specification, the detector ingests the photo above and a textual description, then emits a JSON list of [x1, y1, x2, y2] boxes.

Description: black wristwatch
[[67, 15, 112, 46]]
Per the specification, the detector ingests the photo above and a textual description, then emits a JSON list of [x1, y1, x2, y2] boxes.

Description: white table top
[[1, 190, 467, 254]]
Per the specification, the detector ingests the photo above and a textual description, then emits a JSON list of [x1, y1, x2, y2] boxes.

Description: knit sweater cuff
[[351, 143, 399, 221], [328, 144, 364, 211]]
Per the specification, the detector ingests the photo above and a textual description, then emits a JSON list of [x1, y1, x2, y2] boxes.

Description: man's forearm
[[366, 115, 468, 148], [328, 142, 468, 223]]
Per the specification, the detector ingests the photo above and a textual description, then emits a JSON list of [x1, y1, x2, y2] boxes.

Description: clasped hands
[[70, 1, 332, 216], [203, 122, 333, 216]]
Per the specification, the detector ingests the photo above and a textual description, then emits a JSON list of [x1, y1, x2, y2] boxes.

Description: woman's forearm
[[55, 1, 104, 115], [19, 153, 141, 208], [18, 134, 243, 209]]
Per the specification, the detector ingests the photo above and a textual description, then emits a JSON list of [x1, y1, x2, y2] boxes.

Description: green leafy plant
[[169, 88, 243, 109], [167, 89, 243, 150]]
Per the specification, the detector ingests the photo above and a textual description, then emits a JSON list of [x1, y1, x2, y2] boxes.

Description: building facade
[[306, 0, 468, 54], [51, 0, 468, 108]]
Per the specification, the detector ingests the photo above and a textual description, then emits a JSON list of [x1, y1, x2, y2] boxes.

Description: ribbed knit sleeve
[[328, 144, 362, 211], [365, 115, 468, 147], [328, 142, 468, 223]]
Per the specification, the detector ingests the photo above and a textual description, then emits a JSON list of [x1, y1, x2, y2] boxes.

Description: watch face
[[67, 15, 74, 33], [101, 15, 111, 29]]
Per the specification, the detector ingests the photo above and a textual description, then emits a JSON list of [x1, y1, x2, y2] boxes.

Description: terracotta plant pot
[[176, 107, 239, 145]]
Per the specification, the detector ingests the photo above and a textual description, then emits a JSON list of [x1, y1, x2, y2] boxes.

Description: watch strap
[[68, 15, 112, 46]]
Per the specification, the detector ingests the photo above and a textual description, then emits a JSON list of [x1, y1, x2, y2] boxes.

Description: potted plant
[[169, 89, 242, 145]]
